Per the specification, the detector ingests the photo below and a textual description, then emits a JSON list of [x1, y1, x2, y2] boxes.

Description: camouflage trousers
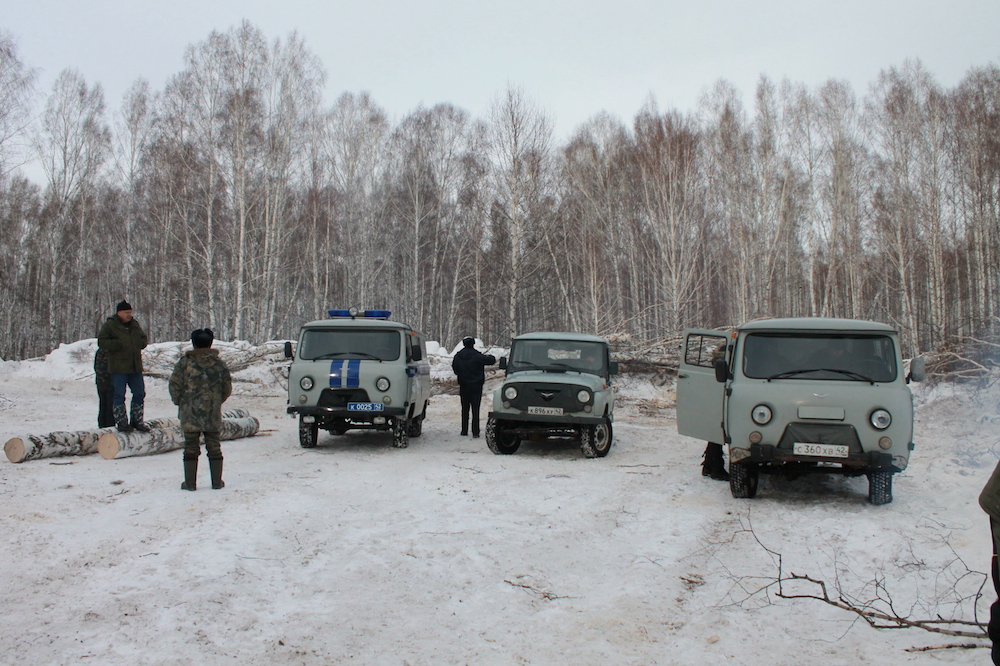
[[182, 430, 222, 460]]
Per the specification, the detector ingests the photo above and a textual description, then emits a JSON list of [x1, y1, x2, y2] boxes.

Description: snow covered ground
[[0, 340, 996, 665]]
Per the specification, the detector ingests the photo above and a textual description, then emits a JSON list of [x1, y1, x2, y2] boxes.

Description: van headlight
[[376, 377, 390, 392], [503, 386, 518, 400], [751, 404, 772, 425], [870, 409, 892, 430], [300, 376, 314, 391], [577, 389, 591, 403]]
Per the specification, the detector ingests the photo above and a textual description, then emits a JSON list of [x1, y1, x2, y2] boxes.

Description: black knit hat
[[191, 328, 215, 349], [116, 300, 132, 312]]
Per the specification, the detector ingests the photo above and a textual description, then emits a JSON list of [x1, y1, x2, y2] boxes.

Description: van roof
[[739, 317, 897, 333], [301, 318, 414, 331], [513, 331, 608, 344]]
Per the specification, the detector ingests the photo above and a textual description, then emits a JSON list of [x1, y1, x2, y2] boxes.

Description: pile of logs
[[4, 409, 259, 463]]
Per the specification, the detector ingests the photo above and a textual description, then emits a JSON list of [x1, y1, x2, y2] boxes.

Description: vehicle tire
[[867, 470, 893, 505], [392, 418, 409, 448], [299, 417, 318, 449], [729, 462, 759, 498], [581, 420, 613, 458], [407, 415, 423, 438], [485, 417, 520, 455]]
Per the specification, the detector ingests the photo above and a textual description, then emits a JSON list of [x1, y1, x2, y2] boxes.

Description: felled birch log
[[97, 416, 261, 460], [4, 429, 111, 463], [3, 409, 255, 463], [142, 408, 251, 430]]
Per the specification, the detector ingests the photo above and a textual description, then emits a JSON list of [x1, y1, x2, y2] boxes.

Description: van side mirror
[[498, 357, 507, 370], [609, 361, 619, 376], [908, 357, 925, 383], [284, 341, 294, 359], [713, 358, 730, 383]]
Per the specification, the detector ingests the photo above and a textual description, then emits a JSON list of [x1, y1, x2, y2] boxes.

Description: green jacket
[[169, 348, 233, 432], [97, 316, 148, 374], [980, 461, 1000, 520]]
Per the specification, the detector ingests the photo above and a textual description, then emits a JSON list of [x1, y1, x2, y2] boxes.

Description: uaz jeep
[[285, 309, 431, 449], [677, 318, 925, 504], [486, 332, 618, 458]]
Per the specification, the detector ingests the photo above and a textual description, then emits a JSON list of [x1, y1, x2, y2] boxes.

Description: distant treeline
[[0, 21, 997, 360]]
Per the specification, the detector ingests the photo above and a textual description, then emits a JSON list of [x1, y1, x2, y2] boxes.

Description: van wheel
[[486, 418, 520, 454], [581, 420, 613, 458], [407, 415, 423, 438], [730, 462, 759, 498], [867, 470, 893, 505], [392, 418, 409, 448], [299, 418, 318, 448]]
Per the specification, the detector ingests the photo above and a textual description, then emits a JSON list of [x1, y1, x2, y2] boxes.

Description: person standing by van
[[97, 300, 150, 433], [980, 464, 1000, 664], [452, 336, 496, 438]]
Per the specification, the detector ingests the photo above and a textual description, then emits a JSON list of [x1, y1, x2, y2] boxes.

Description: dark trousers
[[97, 390, 115, 428], [183, 430, 222, 460], [459, 383, 484, 435], [991, 518, 1000, 665], [112, 372, 146, 407]]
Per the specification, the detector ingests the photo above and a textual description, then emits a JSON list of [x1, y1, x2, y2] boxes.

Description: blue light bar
[[327, 308, 392, 319]]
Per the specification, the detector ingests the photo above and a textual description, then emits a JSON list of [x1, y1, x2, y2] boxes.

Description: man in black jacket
[[452, 336, 496, 438]]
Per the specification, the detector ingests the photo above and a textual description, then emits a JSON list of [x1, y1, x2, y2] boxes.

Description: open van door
[[676, 329, 729, 443]]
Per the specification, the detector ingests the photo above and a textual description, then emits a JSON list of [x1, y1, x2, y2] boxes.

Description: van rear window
[[743, 333, 897, 382]]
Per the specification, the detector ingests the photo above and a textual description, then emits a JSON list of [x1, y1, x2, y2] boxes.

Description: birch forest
[[1, 22, 998, 360]]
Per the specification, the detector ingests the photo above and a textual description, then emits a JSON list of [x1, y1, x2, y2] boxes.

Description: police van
[[285, 308, 431, 449], [677, 318, 925, 504], [486, 332, 618, 458]]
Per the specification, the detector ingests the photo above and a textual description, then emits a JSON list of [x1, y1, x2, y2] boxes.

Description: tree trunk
[[97, 416, 260, 460], [4, 409, 254, 463]]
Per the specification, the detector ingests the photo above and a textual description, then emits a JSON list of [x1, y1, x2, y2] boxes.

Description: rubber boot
[[181, 457, 198, 491], [209, 457, 224, 489], [114, 403, 133, 433], [130, 401, 151, 433]]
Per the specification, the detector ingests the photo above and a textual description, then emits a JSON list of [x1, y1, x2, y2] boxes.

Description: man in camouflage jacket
[[169, 328, 232, 491]]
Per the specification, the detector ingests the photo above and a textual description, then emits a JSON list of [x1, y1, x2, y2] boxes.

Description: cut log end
[[4, 437, 26, 463], [97, 433, 122, 460]]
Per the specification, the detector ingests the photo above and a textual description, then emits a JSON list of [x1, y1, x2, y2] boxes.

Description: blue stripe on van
[[329, 359, 345, 387], [346, 359, 361, 387]]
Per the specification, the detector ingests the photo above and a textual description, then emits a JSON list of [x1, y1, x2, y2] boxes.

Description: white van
[[285, 309, 431, 449], [677, 318, 925, 504]]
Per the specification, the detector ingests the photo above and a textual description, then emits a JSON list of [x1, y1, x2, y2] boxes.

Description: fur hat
[[191, 328, 215, 349], [463, 336, 476, 348]]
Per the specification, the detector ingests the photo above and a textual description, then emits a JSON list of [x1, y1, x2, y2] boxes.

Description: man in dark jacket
[[452, 336, 496, 438], [169, 328, 233, 491], [981, 463, 1000, 664], [97, 300, 149, 432]]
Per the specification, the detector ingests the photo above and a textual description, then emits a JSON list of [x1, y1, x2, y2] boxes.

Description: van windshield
[[509, 340, 606, 375], [743, 333, 897, 382], [298, 329, 401, 361]]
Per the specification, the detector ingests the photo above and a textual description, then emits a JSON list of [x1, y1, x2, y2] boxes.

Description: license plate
[[793, 442, 849, 458], [348, 402, 384, 412], [528, 406, 563, 416]]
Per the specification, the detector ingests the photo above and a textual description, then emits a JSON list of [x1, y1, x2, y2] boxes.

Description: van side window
[[685, 334, 728, 368], [410, 334, 423, 361]]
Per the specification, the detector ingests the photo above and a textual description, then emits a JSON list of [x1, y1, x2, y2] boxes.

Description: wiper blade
[[766, 368, 875, 382], [313, 351, 382, 361]]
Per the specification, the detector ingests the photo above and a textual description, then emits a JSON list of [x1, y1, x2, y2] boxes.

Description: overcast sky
[[5, 0, 1000, 140]]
